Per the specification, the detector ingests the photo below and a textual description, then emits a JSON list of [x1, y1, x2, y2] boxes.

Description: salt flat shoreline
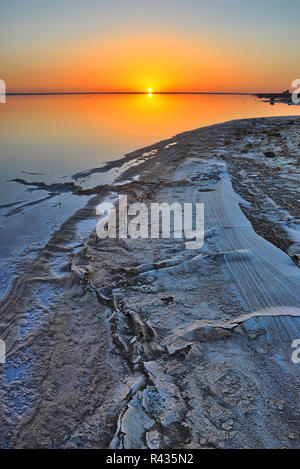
[[1, 115, 300, 449]]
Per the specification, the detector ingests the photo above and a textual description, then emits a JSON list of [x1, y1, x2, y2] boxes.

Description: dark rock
[[291, 254, 299, 265], [161, 296, 174, 305], [264, 151, 276, 158]]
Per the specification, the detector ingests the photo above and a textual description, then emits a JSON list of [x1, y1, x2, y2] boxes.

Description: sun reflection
[[148, 87, 153, 97]]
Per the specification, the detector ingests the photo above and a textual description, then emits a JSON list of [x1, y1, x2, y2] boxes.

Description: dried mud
[[1, 116, 300, 449]]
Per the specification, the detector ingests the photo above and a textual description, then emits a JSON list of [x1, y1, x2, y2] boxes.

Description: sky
[[1, 0, 300, 93]]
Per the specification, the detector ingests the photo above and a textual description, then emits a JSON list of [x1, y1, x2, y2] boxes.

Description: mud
[[1, 116, 300, 448]]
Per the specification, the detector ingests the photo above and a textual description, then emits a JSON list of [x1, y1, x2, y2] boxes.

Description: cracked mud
[[0, 116, 300, 449]]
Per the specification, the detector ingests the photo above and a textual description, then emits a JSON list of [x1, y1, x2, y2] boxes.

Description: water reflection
[[1, 94, 300, 179]]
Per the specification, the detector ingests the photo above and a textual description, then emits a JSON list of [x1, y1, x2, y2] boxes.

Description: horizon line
[[6, 91, 258, 96]]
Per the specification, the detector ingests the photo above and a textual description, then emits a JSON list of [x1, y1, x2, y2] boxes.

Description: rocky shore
[[1, 116, 300, 449]]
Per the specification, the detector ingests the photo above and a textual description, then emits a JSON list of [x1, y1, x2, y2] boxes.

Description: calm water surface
[[1, 94, 300, 184]]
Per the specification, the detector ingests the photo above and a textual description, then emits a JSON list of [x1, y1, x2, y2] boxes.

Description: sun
[[147, 87, 153, 97]]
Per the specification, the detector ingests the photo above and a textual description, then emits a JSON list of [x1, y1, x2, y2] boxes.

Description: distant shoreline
[[7, 91, 254, 96], [7, 91, 298, 107]]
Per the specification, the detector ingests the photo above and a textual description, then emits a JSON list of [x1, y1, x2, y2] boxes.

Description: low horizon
[[5, 90, 285, 96]]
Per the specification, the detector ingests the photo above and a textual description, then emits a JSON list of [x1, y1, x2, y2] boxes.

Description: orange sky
[[2, 1, 299, 93], [3, 31, 295, 93]]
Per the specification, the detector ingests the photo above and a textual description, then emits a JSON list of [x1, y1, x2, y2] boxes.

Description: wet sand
[[0, 116, 300, 448]]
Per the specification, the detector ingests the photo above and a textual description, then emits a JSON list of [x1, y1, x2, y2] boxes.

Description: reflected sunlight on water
[[0, 94, 299, 179]]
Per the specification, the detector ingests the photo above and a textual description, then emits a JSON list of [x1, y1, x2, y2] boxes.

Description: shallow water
[[1, 94, 300, 184]]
